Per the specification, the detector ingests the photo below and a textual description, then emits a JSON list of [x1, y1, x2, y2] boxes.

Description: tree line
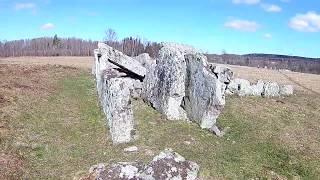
[[0, 29, 161, 58], [0, 36, 98, 57], [206, 53, 320, 74], [1, 28, 319, 74]]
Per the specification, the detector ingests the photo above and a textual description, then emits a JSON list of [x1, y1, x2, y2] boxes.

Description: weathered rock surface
[[88, 163, 106, 179], [140, 149, 199, 180], [227, 78, 294, 97], [98, 42, 146, 78], [134, 53, 155, 68], [103, 77, 136, 144], [183, 54, 233, 136], [251, 80, 265, 96], [263, 82, 280, 97], [228, 78, 252, 96], [101, 162, 143, 180], [279, 85, 294, 96], [81, 149, 199, 180], [94, 42, 235, 143], [142, 43, 193, 120], [93, 43, 146, 144]]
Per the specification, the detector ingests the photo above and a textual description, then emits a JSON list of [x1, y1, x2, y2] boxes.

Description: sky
[[0, 0, 320, 57]]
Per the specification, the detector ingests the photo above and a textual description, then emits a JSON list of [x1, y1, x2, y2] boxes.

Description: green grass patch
[[3, 69, 320, 179]]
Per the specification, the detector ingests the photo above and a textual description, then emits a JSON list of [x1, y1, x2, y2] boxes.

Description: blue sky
[[0, 0, 320, 57]]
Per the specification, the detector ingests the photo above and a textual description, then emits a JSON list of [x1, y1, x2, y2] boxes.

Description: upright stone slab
[[183, 54, 232, 136], [93, 43, 148, 144], [143, 43, 197, 120], [103, 77, 135, 144]]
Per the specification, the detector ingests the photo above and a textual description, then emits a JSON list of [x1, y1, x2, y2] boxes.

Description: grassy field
[[1, 57, 320, 179]]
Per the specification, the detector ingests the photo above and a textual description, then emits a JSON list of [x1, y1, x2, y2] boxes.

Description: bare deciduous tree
[[105, 28, 118, 43]]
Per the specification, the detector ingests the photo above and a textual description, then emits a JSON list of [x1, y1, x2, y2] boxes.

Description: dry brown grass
[[0, 56, 93, 70]]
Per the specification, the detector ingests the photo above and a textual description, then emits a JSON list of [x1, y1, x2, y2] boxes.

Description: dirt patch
[[0, 153, 25, 179], [0, 56, 93, 70]]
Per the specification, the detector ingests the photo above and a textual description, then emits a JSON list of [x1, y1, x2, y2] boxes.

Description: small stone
[[145, 149, 154, 156], [124, 146, 138, 152]]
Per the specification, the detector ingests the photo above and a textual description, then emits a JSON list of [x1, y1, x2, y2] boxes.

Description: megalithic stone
[[142, 43, 198, 120], [183, 53, 233, 136], [103, 77, 136, 144], [98, 42, 146, 79]]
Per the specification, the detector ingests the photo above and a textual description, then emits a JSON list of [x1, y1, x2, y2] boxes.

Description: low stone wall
[[227, 78, 294, 97]]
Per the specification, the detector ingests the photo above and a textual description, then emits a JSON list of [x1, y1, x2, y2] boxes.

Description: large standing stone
[[183, 54, 232, 136], [93, 43, 148, 144], [103, 77, 136, 144], [93, 48, 119, 100], [142, 43, 196, 120]]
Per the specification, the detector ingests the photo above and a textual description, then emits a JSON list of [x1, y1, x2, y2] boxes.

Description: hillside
[[206, 53, 320, 74]]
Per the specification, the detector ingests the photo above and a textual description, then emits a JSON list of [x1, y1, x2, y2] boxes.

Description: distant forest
[[1, 29, 319, 74], [206, 53, 320, 74], [0, 29, 161, 58]]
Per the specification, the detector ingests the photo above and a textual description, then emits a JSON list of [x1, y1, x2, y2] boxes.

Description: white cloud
[[225, 19, 259, 32], [15, 2, 36, 10], [261, 4, 282, 13], [232, 0, 260, 5], [289, 11, 320, 32], [41, 23, 55, 30], [264, 33, 272, 39]]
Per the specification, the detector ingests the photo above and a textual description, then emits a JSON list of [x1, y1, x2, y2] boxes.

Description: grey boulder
[[183, 54, 233, 136], [83, 149, 199, 180]]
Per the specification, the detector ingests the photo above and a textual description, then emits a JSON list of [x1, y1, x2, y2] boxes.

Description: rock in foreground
[[80, 149, 199, 180], [140, 149, 199, 180]]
